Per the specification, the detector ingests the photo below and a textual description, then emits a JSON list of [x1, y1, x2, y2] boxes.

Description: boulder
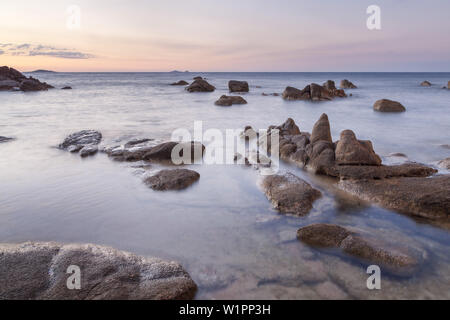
[[339, 175, 450, 221], [323, 80, 337, 91], [170, 80, 189, 86], [310, 83, 332, 101], [0, 242, 197, 300], [340, 79, 357, 89], [143, 141, 205, 164], [61, 86, 72, 90], [19, 78, 54, 91], [214, 95, 247, 106], [282, 86, 310, 100], [310, 113, 332, 144], [228, 80, 249, 93], [420, 81, 431, 87], [373, 99, 406, 112], [335, 130, 382, 166], [240, 126, 257, 140], [297, 224, 423, 276], [261, 173, 321, 216], [59, 130, 102, 152], [438, 157, 450, 170], [186, 79, 215, 92], [144, 169, 200, 191]]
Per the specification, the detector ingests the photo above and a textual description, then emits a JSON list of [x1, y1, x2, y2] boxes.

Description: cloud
[[0, 43, 94, 59]]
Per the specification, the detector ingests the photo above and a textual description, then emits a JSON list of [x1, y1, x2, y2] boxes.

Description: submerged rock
[[0, 136, 14, 143], [186, 79, 215, 92], [373, 99, 406, 112], [0, 242, 197, 300], [144, 169, 200, 191], [61, 86, 72, 90], [214, 95, 247, 106], [59, 130, 102, 156], [170, 80, 189, 86], [297, 224, 424, 276], [261, 173, 321, 216], [339, 175, 450, 221], [228, 80, 249, 93], [420, 81, 431, 87], [340, 79, 357, 89]]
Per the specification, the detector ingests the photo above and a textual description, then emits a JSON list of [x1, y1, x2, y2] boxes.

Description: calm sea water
[[0, 72, 449, 299]]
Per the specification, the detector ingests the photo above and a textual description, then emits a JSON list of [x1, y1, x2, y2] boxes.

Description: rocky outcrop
[[170, 80, 188, 86], [420, 81, 431, 87], [340, 79, 357, 89], [0, 66, 53, 91], [282, 83, 346, 101], [59, 130, 102, 157], [335, 130, 381, 166], [261, 173, 321, 216], [215, 95, 247, 106], [339, 175, 450, 221], [228, 80, 249, 93], [297, 224, 424, 276], [0, 242, 197, 300], [373, 99, 406, 112], [438, 157, 450, 170], [144, 169, 200, 191], [0, 136, 14, 143], [186, 79, 215, 92]]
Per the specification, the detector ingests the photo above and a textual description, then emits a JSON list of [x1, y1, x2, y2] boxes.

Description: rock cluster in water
[[0, 66, 54, 92], [0, 242, 197, 300], [282, 81, 347, 101]]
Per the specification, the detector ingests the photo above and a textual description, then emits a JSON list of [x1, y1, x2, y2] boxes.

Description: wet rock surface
[[0, 242, 197, 300], [186, 79, 215, 92], [144, 169, 200, 191], [261, 173, 322, 216], [0, 66, 53, 91], [215, 95, 247, 106], [59, 130, 102, 157], [339, 175, 450, 222], [228, 80, 249, 93], [297, 224, 424, 276], [373, 99, 406, 112]]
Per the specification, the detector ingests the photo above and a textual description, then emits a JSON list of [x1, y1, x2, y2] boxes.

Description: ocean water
[[0, 72, 449, 299]]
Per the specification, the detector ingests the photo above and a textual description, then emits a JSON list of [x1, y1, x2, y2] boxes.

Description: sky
[[1, 0, 449, 72]]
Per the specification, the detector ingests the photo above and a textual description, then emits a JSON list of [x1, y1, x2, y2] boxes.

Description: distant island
[[169, 70, 190, 73], [27, 69, 57, 73]]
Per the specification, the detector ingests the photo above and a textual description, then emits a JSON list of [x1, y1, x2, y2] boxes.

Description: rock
[[214, 95, 247, 106], [440, 144, 450, 150], [170, 80, 188, 86], [228, 80, 249, 93], [297, 224, 423, 276], [61, 86, 72, 90], [186, 79, 215, 92], [59, 130, 102, 152], [448, 81, 450, 89], [339, 175, 450, 221], [373, 99, 406, 112], [323, 80, 337, 91], [79, 145, 99, 158], [0, 66, 26, 81], [0, 136, 14, 143], [340, 79, 357, 89], [311, 113, 332, 144], [240, 126, 257, 140], [334, 162, 436, 180], [438, 157, 450, 170], [124, 138, 154, 148], [420, 81, 431, 87], [277, 118, 301, 136], [261, 173, 321, 216], [142, 141, 205, 164], [193, 76, 203, 80], [0, 242, 197, 300], [388, 152, 407, 158], [282, 86, 310, 100], [0, 79, 20, 90], [335, 130, 382, 166], [19, 78, 54, 91], [144, 169, 200, 191], [262, 92, 279, 96], [310, 83, 332, 101]]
